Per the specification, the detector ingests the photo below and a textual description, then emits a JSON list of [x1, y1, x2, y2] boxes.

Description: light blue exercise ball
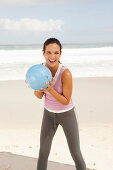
[[26, 64, 52, 90]]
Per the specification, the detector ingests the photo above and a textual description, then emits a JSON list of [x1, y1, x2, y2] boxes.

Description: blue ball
[[26, 64, 52, 90]]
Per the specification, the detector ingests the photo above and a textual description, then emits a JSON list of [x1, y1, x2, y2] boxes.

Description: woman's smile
[[49, 59, 56, 64]]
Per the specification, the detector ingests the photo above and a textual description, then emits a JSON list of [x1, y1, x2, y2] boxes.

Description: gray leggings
[[37, 107, 86, 170]]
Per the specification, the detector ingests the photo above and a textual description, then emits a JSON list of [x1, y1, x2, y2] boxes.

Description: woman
[[34, 38, 86, 170]]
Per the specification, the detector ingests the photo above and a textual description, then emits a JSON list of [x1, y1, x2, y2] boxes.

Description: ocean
[[0, 43, 113, 80]]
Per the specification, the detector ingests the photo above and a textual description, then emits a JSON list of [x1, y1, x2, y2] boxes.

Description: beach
[[0, 152, 93, 170], [0, 77, 113, 170]]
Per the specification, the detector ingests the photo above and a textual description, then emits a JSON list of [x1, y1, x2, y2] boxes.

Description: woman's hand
[[41, 77, 54, 92]]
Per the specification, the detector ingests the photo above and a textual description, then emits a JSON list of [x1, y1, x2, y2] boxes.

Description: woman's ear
[[42, 50, 45, 55]]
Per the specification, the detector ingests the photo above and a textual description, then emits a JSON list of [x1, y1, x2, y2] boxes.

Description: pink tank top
[[42, 63, 75, 113]]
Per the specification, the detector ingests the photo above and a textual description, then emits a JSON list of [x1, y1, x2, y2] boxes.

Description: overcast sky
[[0, 0, 113, 44]]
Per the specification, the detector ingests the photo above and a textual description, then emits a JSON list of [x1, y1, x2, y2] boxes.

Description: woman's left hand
[[41, 77, 54, 92]]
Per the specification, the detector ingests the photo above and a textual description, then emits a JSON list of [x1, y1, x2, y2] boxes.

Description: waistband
[[44, 104, 75, 113]]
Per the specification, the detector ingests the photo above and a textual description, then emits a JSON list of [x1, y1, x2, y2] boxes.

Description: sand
[[0, 77, 113, 170], [0, 77, 113, 128], [0, 152, 94, 170]]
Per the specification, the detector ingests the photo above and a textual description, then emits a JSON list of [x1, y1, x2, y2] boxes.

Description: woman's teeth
[[49, 60, 56, 62]]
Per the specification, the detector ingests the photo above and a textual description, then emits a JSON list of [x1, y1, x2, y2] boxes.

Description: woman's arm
[[47, 69, 72, 105], [34, 90, 44, 99]]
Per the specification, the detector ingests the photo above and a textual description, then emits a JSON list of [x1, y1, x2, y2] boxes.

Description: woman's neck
[[45, 62, 59, 77]]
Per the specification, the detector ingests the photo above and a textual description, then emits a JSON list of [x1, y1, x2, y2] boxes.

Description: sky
[[0, 0, 113, 44]]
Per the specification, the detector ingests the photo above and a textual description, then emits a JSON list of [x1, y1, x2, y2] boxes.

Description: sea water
[[0, 43, 113, 80]]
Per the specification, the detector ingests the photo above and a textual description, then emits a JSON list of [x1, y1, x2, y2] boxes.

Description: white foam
[[0, 47, 113, 80]]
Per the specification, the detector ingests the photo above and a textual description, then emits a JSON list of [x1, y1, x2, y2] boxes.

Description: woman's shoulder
[[61, 65, 72, 81]]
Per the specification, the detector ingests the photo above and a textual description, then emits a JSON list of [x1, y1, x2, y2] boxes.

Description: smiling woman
[[33, 38, 87, 170]]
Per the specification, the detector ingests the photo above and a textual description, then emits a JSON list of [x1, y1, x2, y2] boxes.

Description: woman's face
[[43, 43, 61, 67]]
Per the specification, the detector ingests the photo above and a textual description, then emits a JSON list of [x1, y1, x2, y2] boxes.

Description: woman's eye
[[47, 52, 51, 54]]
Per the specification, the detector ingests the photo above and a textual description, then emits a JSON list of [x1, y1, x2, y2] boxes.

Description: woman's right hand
[[34, 90, 44, 99]]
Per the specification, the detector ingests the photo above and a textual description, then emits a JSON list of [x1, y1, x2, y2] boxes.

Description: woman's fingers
[[41, 78, 53, 92]]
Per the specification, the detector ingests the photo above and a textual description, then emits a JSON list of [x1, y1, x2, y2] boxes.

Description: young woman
[[34, 38, 86, 170]]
